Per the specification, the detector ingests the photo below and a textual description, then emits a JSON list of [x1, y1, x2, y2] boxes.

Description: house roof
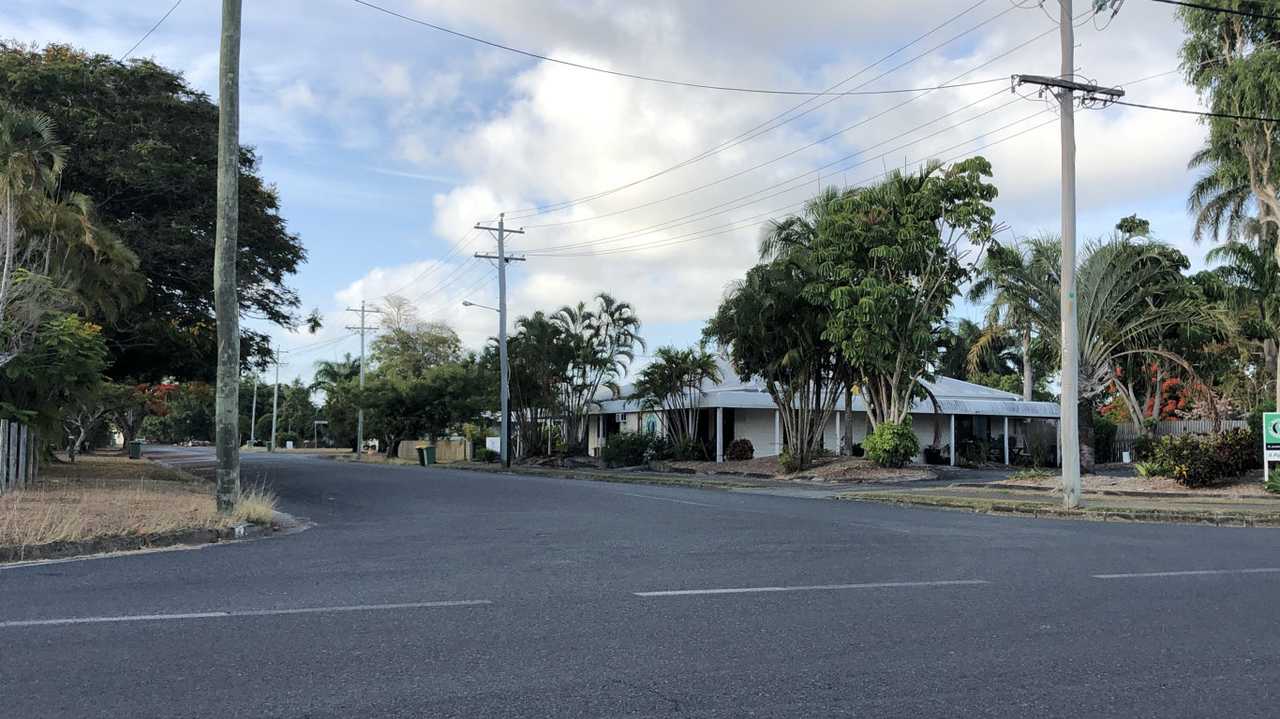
[[594, 358, 1058, 419]]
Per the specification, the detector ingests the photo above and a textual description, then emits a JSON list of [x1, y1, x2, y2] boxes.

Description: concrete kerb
[[837, 491, 1280, 527], [434, 462, 766, 491], [439, 463, 1280, 527]]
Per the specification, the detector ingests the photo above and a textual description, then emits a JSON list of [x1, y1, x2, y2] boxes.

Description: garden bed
[[665, 455, 933, 483], [994, 469, 1270, 498], [0, 455, 276, 562]]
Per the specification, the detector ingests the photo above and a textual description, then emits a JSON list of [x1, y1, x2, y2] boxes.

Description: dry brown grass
[[0, 456, 277, 550]]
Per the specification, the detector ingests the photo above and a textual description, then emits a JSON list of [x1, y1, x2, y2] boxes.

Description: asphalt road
[[3, 448, 1279, 718]]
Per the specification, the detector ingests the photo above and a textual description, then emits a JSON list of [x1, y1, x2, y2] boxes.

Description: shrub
[[922, 445, 947, 465], [1131, 435, 1155, 462], [1146, 429, 1260, 487], [1133, 461, 1165, 478], [476, 448, 499, 463], [600, 432, 653, 468], [275, 431, 300, 448], [864, 421, 920, 468], [778, 447, 801, 474], [725, 438, 754, 462], [851, 442, 864, 458]]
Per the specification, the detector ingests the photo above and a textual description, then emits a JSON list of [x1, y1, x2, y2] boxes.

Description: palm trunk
[[1021, 326, 1033, 401], [1078, 401, 1095, 474], [842, 385, 853, 455]]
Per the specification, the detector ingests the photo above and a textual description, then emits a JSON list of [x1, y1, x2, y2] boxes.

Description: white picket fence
[[0, 419, 37, 495]]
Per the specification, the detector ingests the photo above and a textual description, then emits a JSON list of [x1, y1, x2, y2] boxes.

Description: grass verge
[[0, 455, 278, 556]]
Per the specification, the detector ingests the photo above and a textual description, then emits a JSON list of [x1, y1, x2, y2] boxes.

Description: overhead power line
[[1149, 0, 1280, 22], [1108, 98, 1280, 123], [526, 110, 1057, 258], [502, 0, 1010, 219], [352, 0, 1010, 97], [519, 16, 1062, 232], [118, 0, 183, 62]]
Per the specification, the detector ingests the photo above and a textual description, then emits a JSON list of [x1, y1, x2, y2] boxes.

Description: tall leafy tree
[[809, 157, 998, 428], [0, 44, 306, 380], [705, 258, 840, 469], [1179, 4, 1280, 406]]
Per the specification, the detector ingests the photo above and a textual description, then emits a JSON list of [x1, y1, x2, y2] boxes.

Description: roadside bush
[[275, 431, 300, 448], [601, 432, 653, 468], [864, 421, 919, 468], [778, 447, 800, 473], [851, 442, 864, 458], [1131, 434, 1155, 462], [725, 438, 754, 461], [476, 448, 498, 463], [1146, 429, 1260, 487]]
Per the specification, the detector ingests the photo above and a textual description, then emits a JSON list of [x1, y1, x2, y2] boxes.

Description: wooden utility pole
[[345, 301, 383, 459], [1013, 0, 1123, 508], [213, 0, 242, 512], [475, 214, 525, 468]]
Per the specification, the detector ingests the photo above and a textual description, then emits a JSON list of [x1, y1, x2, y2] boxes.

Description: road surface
[[3, 448, 1278, 717]]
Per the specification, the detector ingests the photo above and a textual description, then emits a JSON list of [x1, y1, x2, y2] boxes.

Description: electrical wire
[[527, 109, 1058, 258], [522, 93, 1030, 255], [1149, 0, 1280, 22], [1107, 98, 1280, 122], [499, 0, 1007, 219], [351, 0, 1010, 97], [372, 228, 482, 302], [118, 0, 183, 61], [517, 16, 1065, 239], [535, 115, 1059, 259]]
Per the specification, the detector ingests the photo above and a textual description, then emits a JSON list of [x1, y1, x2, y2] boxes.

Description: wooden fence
[[1111, 418, 1250, 461], [0, 420, 37, 495]]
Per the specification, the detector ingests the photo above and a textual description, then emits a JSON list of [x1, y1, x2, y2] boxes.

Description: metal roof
[[594, 359, 1058, 418]]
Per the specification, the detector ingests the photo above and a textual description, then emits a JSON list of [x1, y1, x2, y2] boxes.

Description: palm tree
[[0, 103, 67, 366], [757, 186, 859, 453], [1002, 235, 1208, 468], [633, 345, 721, 451], [967, 238, 1050, 401], [310, 354, 361, 394], [553, 293, 644, 453]]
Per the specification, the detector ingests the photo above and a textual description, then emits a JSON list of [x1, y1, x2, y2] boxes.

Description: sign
[[485, 436, 501, 453], [1265, 412, 1280, 462]]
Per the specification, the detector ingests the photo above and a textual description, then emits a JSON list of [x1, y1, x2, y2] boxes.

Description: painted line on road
[[634, 579, 988, 597], [1093, 567, 1280, 580], [0, 600, 492, 629], [619, 492, 718, 508]]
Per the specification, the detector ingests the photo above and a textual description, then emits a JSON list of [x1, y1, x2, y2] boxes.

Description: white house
[[586, 359, 1059, 465]]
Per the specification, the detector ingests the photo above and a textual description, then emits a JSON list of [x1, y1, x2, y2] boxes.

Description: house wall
[[732, 409, 778, 457]]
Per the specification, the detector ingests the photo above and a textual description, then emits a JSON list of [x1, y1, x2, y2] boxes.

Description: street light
[[463, 298, 507, 466], [461, 300, 499, 313]]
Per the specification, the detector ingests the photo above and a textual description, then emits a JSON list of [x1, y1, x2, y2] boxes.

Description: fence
[[394, 436, 472, 463], [1111, 418, 1250, 461], [0, 420, 38, 495]]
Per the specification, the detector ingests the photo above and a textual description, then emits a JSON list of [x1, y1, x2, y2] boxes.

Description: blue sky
[[5, 0, 1210, 382]]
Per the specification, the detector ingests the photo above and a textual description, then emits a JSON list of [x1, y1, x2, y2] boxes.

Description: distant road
[[3, 449, 1278, 717]]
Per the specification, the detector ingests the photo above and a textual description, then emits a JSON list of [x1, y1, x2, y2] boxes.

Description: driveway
[[2, 448, 1277, 717]]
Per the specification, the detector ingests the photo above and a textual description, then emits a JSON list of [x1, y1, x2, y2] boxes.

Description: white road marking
[[620, 492, 717, 507], [1093, 567, 1280, 580], [634, 579, 988, 597], [0, 600, 492, 628]]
